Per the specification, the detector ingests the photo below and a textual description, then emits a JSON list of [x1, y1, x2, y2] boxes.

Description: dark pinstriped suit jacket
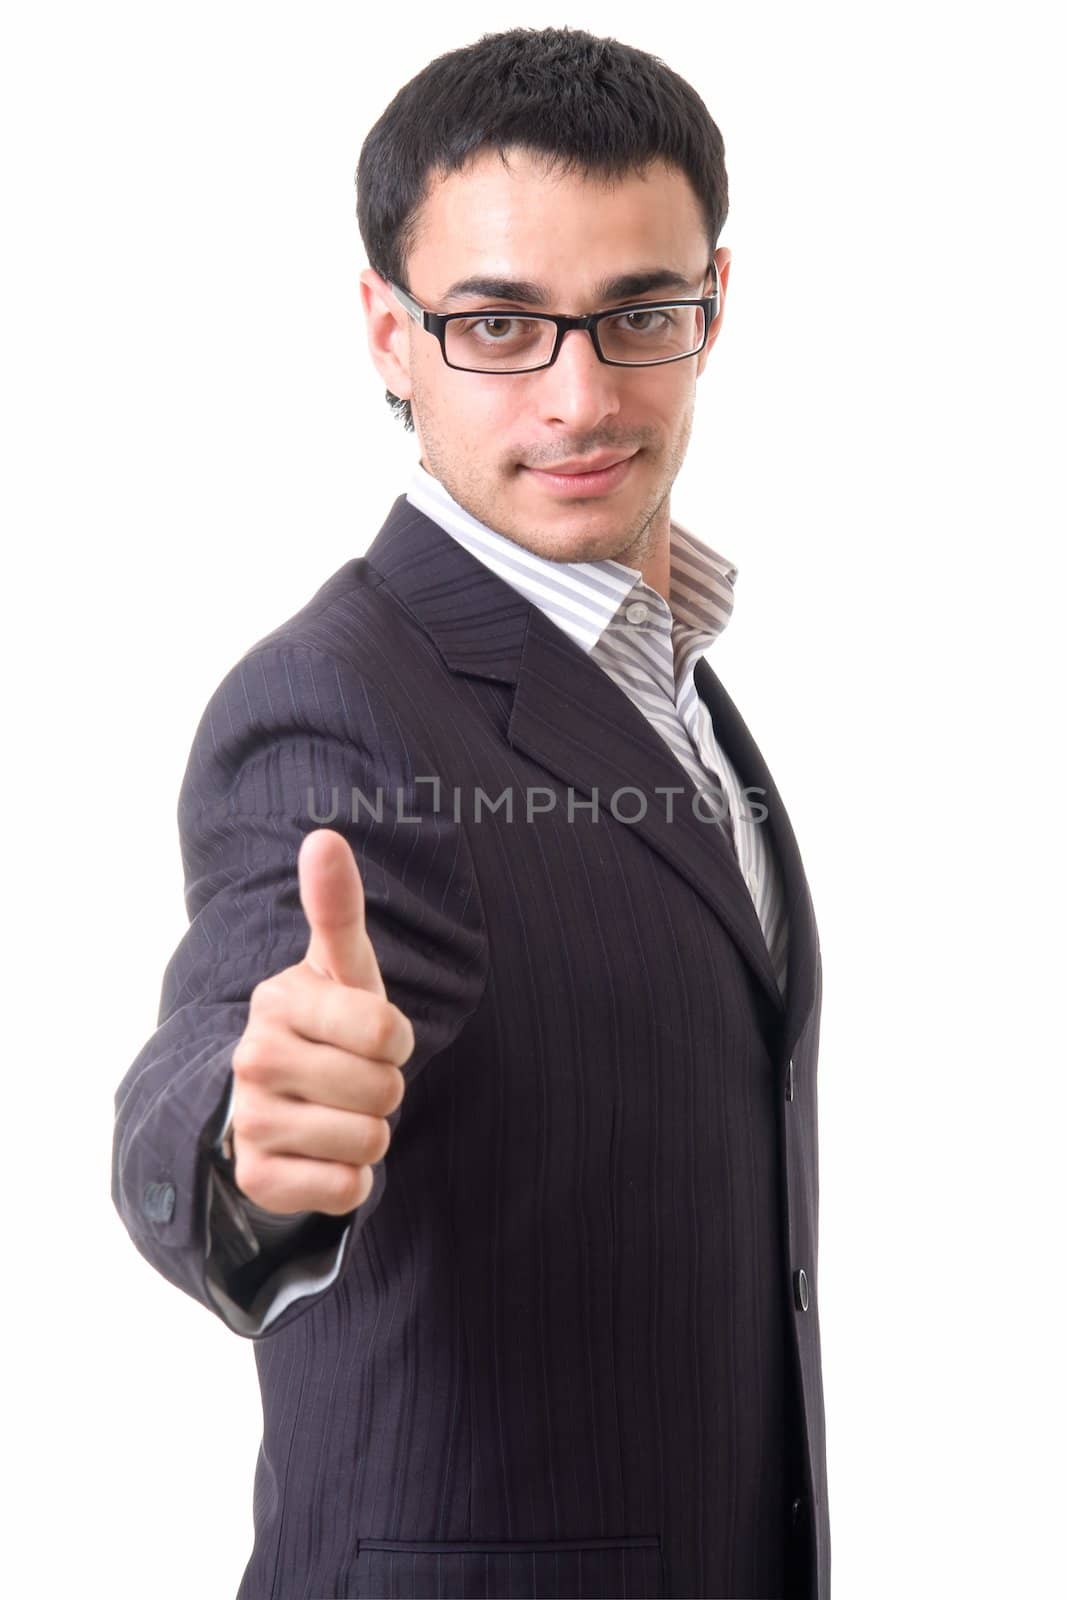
[[111, 493, 828, 1599]]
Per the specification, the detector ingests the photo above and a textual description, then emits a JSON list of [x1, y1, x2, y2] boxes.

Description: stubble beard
[[413, 384, 693, 572]]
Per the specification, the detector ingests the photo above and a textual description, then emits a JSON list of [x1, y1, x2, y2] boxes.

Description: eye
[[453, 315, 538, 341], [477, 316, 515, 339], [613, 308, 672, 333]]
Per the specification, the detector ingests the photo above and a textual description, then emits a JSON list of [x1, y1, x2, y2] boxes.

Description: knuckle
[[364, 1115, 392, 1164], [248, 976, 273, 1013], [232, 1100, 273, 1147], [232, 1147, 270, 1206], [232, 1033, 272, 1085], [251, 974, 290, 1021], [390, 1004, 417, 1064], [364, 1001, 396, 1059], [231, 1033, 258, 1072], [332, 1164, 371, 1214]]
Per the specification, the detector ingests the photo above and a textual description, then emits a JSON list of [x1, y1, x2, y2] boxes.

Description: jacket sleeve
[[111, 639, 490, 1340], [202, 1071, 350, 1337]]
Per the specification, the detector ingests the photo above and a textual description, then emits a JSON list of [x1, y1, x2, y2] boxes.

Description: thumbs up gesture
[[229, 828, 415, 1216]]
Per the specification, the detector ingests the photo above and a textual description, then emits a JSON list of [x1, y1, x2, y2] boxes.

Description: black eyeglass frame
[[386, 261, 720, 373]]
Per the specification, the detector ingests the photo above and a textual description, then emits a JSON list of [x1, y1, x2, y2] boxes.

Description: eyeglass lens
[[443, 304, 707, 371]]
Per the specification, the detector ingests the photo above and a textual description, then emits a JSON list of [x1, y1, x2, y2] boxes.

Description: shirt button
[[794, 1267, 810, 1312], [785, 1057, 795, 1101], [625, 600, 650, 625]]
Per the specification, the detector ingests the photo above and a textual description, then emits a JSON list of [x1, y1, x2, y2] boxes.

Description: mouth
[[521, 452, 638, 498]]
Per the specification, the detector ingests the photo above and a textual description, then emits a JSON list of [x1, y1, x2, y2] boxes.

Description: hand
[[228, 828, 414, 1216]]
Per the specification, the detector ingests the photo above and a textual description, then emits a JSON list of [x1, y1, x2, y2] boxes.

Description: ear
[[359, 268, 414, 402], [695, 247, 732, 377]]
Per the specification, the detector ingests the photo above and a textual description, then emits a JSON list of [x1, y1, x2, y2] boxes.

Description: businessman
[[112, 25, 829, 1600]]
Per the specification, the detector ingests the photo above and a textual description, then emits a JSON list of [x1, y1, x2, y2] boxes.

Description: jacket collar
[[403, 458, 740, 657]]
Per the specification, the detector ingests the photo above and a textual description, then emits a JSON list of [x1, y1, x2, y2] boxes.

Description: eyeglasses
[[387, 262, 720, 374]]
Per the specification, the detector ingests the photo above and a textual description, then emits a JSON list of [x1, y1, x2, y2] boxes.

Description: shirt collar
[[404, 459, 738, 655]]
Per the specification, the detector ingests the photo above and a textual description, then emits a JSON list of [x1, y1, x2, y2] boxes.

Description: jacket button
[[785, 1057, 795, 1101], [794, 1267, 810, 1311], [143, 1181, 176, 1223]]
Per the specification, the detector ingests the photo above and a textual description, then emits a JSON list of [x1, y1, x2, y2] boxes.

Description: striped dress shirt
[[206, 459, 789, 1331]]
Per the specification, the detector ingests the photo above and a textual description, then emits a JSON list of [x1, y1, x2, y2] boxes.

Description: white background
[[3, 3, 1063, 1595]]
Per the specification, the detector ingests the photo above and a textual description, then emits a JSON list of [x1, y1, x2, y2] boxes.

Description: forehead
[[406, 146, 707, 302]]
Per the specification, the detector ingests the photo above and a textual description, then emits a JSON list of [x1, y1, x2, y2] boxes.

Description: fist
[[229, 828, 415, 1216]]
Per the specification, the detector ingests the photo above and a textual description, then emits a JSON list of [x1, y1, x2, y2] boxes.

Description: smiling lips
[[522, 452, 638, 496], [531, 450, 635, 474]]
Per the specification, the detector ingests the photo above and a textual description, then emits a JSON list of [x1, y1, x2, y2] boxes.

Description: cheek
[[651, 375, 693, 423], [452, 386, 527, 465]]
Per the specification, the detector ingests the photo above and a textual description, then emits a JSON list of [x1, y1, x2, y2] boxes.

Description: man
[[112, 25, 829, 1600]]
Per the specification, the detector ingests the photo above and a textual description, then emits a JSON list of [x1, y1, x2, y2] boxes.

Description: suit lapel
[[506, 604, 784, 1014], [365, 495, 814, 1031], [695, 658, 818, 1056]]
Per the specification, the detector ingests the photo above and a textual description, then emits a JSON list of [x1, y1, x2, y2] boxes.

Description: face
[[360, 146, 731, 597]]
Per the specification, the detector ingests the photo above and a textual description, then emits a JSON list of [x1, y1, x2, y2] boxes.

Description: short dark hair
[[355, 26, 729, 432]]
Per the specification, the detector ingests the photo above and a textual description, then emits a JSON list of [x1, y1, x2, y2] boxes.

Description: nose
[[535, 325, 621, 429]]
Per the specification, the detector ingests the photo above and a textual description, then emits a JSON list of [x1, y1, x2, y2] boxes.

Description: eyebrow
[[437, 267, 701, 309]]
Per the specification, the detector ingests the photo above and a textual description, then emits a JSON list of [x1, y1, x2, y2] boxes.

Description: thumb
[[298, 828, 386, 995]]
